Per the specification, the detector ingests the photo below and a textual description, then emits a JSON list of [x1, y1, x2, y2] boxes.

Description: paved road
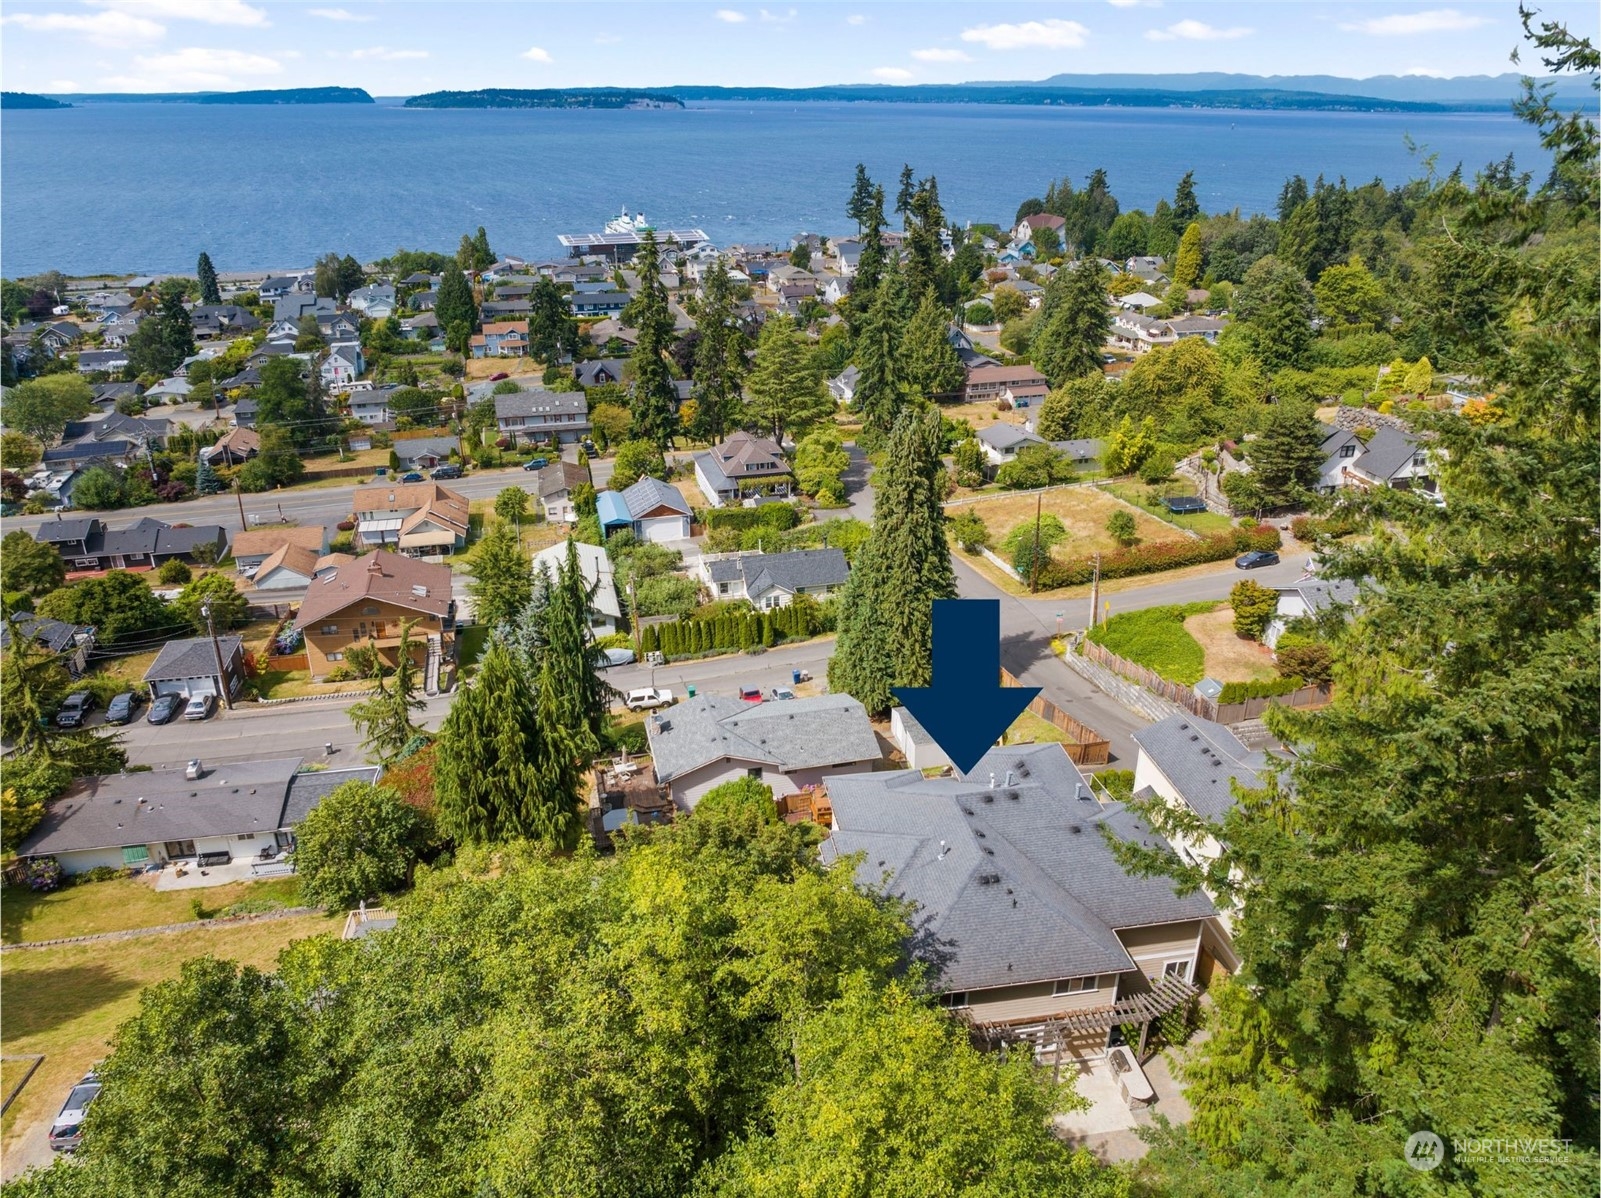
[[602, 638, 833, 701]]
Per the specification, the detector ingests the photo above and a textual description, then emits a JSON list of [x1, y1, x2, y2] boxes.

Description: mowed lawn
[[2, 876, 305, 946], [951, 486, 1186, 560], [1184, 606, 1280, 682], [0, 916, 333, 1163]]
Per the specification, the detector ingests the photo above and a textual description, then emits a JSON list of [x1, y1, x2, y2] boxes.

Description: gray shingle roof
[[0, 615, 85, 655], [18, 757, 303, 857], [1130, 713, 1267, 823], [620, 476, 689, 519], [493, 390, 588, 421], [1352, 426, 1422, 481], [100, 517, 165, 557], [281, 766, 384, 827], [822, 744, 1215, 992], [705, 548, 848, 595], [35, 518, 101, 546], [976, 423, 1042, 451], [1279, 579, 1360, 614], [155, 524, 227, 557], [646, 692, 880, 783], [144, 636, 244, 683]]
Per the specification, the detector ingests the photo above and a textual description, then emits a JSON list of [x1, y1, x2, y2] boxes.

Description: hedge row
[[641, 599, 826, 658], [1218, 675, 1305, 703], [1034, 525, 1283, 590], [701, 503, 803, 532]]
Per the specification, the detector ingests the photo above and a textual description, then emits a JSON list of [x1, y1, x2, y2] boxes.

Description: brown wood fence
[[999, 668, 1112, 766], [1080, 641, 1330, 724], [264, 653, 309, 671]]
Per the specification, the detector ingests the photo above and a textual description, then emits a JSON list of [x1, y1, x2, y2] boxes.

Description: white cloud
[[715, 9, 746, 22], [846, 13, 866, 25], [90, 0, 269, 27], [1146, 19, 1252, 42], [1107, 0, 1161, 6], [961, 19, 1090, 51], [49, 79, 80, 90], [521, 46, 554, 62], [342, 45, 429, 60], [912, 47, 971, 63], [0, 10, 164, 46], [1339, 9, 1489, 36], [106, 46, 282, 89], [871, 66, 914, 81], [307, 7, 373, 20], [759, 7, 796, 22]]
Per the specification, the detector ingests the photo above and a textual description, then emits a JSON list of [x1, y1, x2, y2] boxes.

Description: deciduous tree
[[291, 779, 431, 908]]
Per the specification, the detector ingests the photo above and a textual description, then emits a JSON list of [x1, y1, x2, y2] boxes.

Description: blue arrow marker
[[893, 599, 1041, 775]]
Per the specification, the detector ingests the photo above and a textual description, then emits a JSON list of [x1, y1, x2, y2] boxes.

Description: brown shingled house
[[351, 482, 470, 557], [293, 551, 456, 685]]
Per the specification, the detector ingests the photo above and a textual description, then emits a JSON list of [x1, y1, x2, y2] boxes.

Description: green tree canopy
[[467, 523, 532, 630], [196, 251, 221, 306], [527, 275, 580, 365], [744, 316, 833, 445], [1, 529, 66, 596], [292, 779, 431, 909], [36, 570, 178, 643], [2, 374, 93, 444], [171, 571, 248, 634], [622, 231, 681, 450], [899, 289, 965, 402], [1033, 259, 1111, 387], [1244, 401, 1326, 505], [609, 439, 667, 490]]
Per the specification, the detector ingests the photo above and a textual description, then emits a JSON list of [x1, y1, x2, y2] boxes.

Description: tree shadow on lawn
[[1, 962, 139, 1043]]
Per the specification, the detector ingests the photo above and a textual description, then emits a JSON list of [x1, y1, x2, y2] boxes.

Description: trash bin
[[792, 669, 801, 685], [686, 684, 696, 698]]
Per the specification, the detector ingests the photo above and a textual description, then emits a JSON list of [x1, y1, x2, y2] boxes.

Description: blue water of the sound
[[1, 100, 1547, 276]]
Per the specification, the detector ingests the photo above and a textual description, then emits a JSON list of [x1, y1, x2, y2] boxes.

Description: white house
[[532, 540, 622, 637], [1263, 578, 1359, 649], [321, 343, 364, 390], [696, 548, 848, 609]]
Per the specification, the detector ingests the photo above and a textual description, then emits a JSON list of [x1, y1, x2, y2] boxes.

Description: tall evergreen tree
[[903, 176, 951, 305], [845, 162, 875, 235], [468, 523, 532, 630], [894, 164, 916, 224], [855, 184, 888, 301], [472, 226, 494, 271], [1172, 169, 1201, 225], [1166, 221, 1204, 307], [127, 288, 195, 378], [1276, 174, 1309, 223], [435, 267, 478, 340], [527, 276, 580, 365], [899, 289, 964, 402], [345, 619, 428, 763], [194, 454, 224, 496], [1243, 402, 1325, 504], [828, 408, 955, 714], [1033, 260, 1111, 386], [689, 260, 747, 443], [851, 263, 910, 440], [434, 638, 581, 847], [535, 538, 616, 750], [622, 231, 679, 450], [196, 252, 220, 306], [1233, 254, 1314, 373], [744, 317, 833, 444]]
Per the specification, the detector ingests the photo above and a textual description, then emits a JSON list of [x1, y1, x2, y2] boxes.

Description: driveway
[[604, 638, 834, 705], [816, 442, 874, 523]]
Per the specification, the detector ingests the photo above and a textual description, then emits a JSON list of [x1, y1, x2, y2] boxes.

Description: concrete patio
[[153, 858, 294, 891], [1054, 1047, 1196, 1164]]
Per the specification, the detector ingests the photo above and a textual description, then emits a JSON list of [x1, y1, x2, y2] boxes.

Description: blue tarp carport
[[597, 490, 632, 536]]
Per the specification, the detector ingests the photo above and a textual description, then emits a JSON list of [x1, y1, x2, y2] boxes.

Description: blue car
[[399, 472, 424, 483]]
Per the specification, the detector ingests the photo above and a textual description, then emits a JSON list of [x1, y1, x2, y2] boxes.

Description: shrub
[[600, 720, 648, 756], [1275, 641, 1334, 687], [26, 856, 63, 892], [702, 503, 803, 533], [1229, 579, 1279, 641], [1106, 510, 1139, 548], [336, 519, 355, 532], [291, 780, 432, 910], [156, 558, 193, 585], [950, 510, 989, 553], [696, 776, 779, 825], [1217, 675, 1306, 703]]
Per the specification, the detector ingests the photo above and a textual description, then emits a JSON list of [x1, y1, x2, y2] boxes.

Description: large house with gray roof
[[696, 548, 848, 610], [1317, 425, 1437, 498], [597, 477, 692, 543], [693, 431, 792, 507], [16, 758, 380, 876], [493, 389, 591, 446], [823, 743, 1229, 1060], [644, 692, 880, 808]]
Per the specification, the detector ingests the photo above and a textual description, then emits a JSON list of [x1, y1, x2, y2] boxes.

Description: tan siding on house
[[303, 598, 451, 680], [963, 976, 1115, 1025]]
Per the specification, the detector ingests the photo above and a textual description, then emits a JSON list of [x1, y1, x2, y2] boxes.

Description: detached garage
[[143, 635, 246, 701], [599, 477, 693, 544]]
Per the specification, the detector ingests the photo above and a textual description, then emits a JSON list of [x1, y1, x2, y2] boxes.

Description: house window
[[718, 582, 730, 594], [362, 606, 380, 616], [1053, 977, 1097, 995], [321, 625, 340, 636], [1163, 960, 1191, 981], [1339, 445, 1357, 458], [939, 992, 969, 1009], [75, 558, 97, 569], [327, 652, 344, 662], [746, 767, 763, 780], [237, 833, 255, 841]]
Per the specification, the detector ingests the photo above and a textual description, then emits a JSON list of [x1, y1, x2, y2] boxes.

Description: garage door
[[638, 517, 685, 544]]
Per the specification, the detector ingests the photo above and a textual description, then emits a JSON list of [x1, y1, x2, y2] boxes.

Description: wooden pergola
[[967, 974, 1200, 1065]]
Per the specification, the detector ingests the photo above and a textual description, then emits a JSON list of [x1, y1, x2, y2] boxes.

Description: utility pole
[[627, 579, 642, 661], [1028, 490, 1043, 594], [234, 479, 247, 533], [201, 603, 234, 711], [1089, 552, 1102, 631]]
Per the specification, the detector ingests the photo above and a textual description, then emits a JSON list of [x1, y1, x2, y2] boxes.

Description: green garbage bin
[[687, 684, 697, 698]]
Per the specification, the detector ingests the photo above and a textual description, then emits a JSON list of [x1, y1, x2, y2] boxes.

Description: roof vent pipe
[[988, 773, 996, 790], [1004, 769, 1015, 787], [937, 840, 949, 860]]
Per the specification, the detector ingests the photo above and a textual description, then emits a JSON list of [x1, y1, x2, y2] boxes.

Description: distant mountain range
[[17, 73, 1595, 113]]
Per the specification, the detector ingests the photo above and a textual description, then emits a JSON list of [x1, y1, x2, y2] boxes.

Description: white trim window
[[1163, 959, 1191, 981]]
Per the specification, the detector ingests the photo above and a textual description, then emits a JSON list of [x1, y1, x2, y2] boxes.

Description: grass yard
[[1086, 602, 1218, 685], [936, 400, 1031, 429], [1002, 710, 1073, 747], [301, 448, 391, 479], [464, 356, 543, 381], [2, 875, 306, 945], [951, 485, 1186, 561], [0, 915, 332, 1162], [1102, 481, 1236, 536], [1184, 606, 1279, 683]]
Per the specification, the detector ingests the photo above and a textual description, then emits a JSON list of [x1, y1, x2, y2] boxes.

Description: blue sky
[[1, 1, 1594, 94]]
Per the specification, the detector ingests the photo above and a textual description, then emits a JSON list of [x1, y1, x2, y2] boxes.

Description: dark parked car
[[1235, 550, 1281, 570], [522, 456, 549, 471], [398, 471, 425, 483], [430, 464, 463, 480], [48, 1073, 101, 1153], [147, 693, 184, 724], [488, 371, 509, 381], [105, 691, 144, 725], [55, 692, 95, 728], [184, 693, 218, 721]]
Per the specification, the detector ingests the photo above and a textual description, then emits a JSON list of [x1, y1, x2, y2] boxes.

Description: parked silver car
[[183, 693, 217, 721], [48, 1073, 101, 1153]]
